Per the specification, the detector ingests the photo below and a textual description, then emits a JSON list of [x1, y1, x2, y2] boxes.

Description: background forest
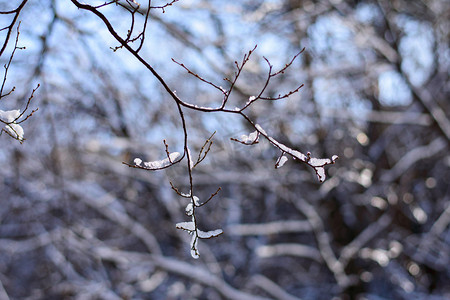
[[0, 0, 449, 299]]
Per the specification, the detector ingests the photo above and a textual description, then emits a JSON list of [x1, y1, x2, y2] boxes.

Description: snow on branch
[[176, 222, 223, 259], [306, 152, 340, 182], [275, 154, 288, 169], [176, 193, 223, 259], [0, 23, 39, 143], [134, 152, 181, 169], [255, 124, 339, 182], [124, 139, 183, 170], [0, 109, 24, 141], [74, 0, 339, 257], [176, 221, 195, 232], [231, 130, 259, 145], [127, 131, 222, 258], [172, 46, 338, 181]]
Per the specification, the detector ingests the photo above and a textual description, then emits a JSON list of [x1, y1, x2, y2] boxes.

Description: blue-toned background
[[0, 0, 448, 299]]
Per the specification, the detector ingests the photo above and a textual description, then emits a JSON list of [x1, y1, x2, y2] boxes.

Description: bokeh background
[[0, 0, 449, 299]]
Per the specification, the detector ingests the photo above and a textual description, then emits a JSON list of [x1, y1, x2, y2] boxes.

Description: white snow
[[176, 221, 195, 231], [187, 147, 194, 170], [255, 123, 338, 182], [0, 109, 24, 141], [141, 152, 180, 169], [255, 124, 267, 135], [185, 203, 193, 216], [180, 191, 191, 197], [168, 152, 180, 162], [256, 124, 308, 160], [0, 109, 20, 122], [243, 96, 257, 107], [190, 234, 199, 259], [308, 154, 338, 167], [247, 131, 258, 143], [276, 155, 288, 168], [197, 229, 223, 239], [316, 167, 326, 182], [6, 123, 24, 141], [193, 196, 200, 206], [176, 216, 223, 258], [308, 157, 331, 167], [309, 155, 339, 182], [235, 130, 259, 144]]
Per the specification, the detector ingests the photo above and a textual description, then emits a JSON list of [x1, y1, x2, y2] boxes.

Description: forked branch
[[69, 0, 338, 258]]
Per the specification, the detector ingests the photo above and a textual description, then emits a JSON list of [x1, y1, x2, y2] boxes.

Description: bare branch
[[198, 187, 221, 207], [0, 0, 29, 57], [194, 131, 216, 167]]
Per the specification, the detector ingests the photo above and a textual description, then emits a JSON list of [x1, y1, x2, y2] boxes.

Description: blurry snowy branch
[[93, 247, 271, 300], [380, 137, 447, 182], [0, 225, 269, 300]]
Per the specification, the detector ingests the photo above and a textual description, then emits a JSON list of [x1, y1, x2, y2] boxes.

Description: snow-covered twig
[[176, 192, 223, 259], [230, 130, 259, 145], [253, 123, 338, 182], [0, 23, 39, 143]]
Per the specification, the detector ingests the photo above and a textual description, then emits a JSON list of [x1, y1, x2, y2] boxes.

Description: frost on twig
[[254, 124, 339, 182], [126, 139, 183, 170], [133, 152, 181, 170]]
